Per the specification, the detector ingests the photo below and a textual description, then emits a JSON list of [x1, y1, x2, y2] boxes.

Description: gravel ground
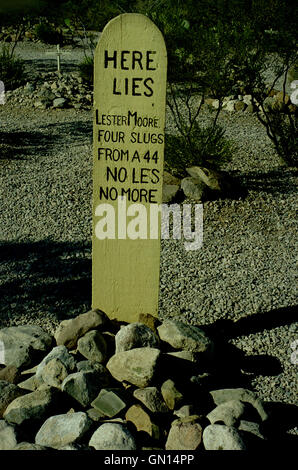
[[0, 43, 297, 428]]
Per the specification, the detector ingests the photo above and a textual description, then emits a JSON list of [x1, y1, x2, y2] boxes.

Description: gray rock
[[115, 322, 160, 354], [23, 83, 35, 94], [207, 400, 245, 426], [245, 103, 254, 113], [238, 420, 265, 440], [161, 379, 183, 410], [13, 442, 47, 450], [0, 380, 24, 417], [223, 100, 237, 112], [0, 325, 53, 369], [243, 94, 252, 105], [157, 320, 213, 354], [36, 346, 75, 383], [181, 177, 205, 201], [55, 309, 108, 349], [35, 412, 92, 449], [34, 99, 50, 109], [17, 374, 44, 392], [89, 423, 137, 450], [0, 419, 18, 450], [62, 371, 102, 407], [91, 388, 127, 418], [53, 98, 67, 108], [210, 388, 268, 421], [186, 166, 221, 191], [76, 360, 110, 383], [0, 365, 21, 384], [162, 184, 180, 203], [106, 348, 161, 388], [203, 424, 246, 450], [125, 404, 160, 440], [166, 350, 197, 362], [174, 405, 195, 418], [87, 408, 105, 422], [133, 387, 168, 414], [77, 330, 107, 363], [3, 388, 57, 425], [39, 358, 69, 388], [166, 416, 203, 450]]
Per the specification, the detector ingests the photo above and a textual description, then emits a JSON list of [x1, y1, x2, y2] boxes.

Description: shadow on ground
[[24, 58, 80, 75], [0, 240, 92, 323], [0, 120, 92, 161], [238, 168, 298, 196]]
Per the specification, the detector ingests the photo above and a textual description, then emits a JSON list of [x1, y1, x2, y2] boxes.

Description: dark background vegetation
[[0, 1, 297, 167]]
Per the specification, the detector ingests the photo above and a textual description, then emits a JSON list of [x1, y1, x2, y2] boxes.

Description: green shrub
[[78, 56, 93, 85], [165, 123, 233, 177], [34, 23, 62, 44], [0, 46, 26, 90]]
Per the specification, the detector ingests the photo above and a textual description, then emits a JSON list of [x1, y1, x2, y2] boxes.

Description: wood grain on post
[[92, 14, 167, 322]]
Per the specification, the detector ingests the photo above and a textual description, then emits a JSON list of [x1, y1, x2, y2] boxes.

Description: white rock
[[115, 322, 159, 353], [0, 419, 18, 450], [203, 424, 246, 450], [89, 423, 137, 450], [35, 412, 92, 449]]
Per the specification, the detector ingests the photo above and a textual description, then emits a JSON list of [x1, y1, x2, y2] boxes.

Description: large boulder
[[0, 419, 18, 450], [165, 416, 203, 450], [35, 412, 92, 449], [62, 371, 104, 407], [186, 166, 234, 194], [157, 320, 214, 354], [54, 309, 109, 349], [89, 423, 137, 450], [115, 322, 160, 353], [0, 325, 53, 369], [133, 387, 168, 414], [203, 424, 246, 450], [210, 388, 268, 422], [125, 404, 160, 440], [181, 177, 206, 201], [35, 345, 76, 388], [91, 388, 127, 418], [3, 388, 58, 425], [207, 400, 246, 426], [77, 330, 107, 363], [106, 348, 161, 388], [0, 380, 24, 418]]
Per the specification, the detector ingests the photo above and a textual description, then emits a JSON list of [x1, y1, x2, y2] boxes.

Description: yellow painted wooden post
[[92, 14, 167, 322]]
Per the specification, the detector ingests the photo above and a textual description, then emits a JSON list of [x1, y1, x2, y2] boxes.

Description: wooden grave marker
[[45, 44, 71, 72], [92, 13, 167, 322]]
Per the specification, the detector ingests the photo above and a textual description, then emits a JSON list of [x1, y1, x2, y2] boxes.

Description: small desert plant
[[0, 46, 26, 90], [78, 56, 93, 85], [165, 123, 233, 176]]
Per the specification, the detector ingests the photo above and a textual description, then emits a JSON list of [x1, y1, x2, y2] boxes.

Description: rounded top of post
[[96, 13, 166, 55]]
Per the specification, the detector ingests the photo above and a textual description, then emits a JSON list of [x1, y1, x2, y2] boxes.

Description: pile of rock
[[4, 70, 296, 116], [162, 166, 241, 203], [205, 90, 297, 114], [0, 309, 272, 450], [4, 72, 92, 110]]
